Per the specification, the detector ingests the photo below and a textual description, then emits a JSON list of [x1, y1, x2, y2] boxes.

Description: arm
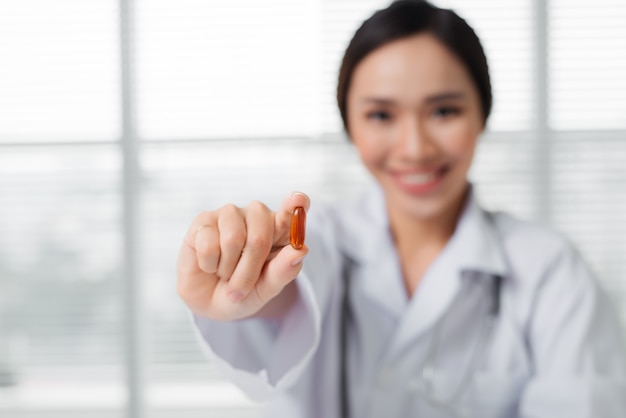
[[191, 268, 322, 401], [520, 242, 626, 417], [179, 195, 338, 400]]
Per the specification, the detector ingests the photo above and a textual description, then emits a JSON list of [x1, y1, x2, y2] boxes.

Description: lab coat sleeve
[[519, 240, 626, 417], [191, 272, 321, 402], [190, 205, 339, 402]]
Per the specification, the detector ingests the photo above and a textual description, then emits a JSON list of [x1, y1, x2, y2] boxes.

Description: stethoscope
[[339, 213, 506, 418]]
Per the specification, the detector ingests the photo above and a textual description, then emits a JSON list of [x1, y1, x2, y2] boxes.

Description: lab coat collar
[[454, 185, 508, 278], [337, 181, 508, 330], [336, 180, 407, 318]]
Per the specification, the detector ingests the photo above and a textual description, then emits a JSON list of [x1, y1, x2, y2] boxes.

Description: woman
[[177, 1, 626, 417]]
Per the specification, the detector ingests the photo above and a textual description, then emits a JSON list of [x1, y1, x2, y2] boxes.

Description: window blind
[[0, 146, 124, 414], [0, 0, 120, 142], [135, 0, 321, 139], [548, 0, 626, 310], [549, 0, 626, 130]]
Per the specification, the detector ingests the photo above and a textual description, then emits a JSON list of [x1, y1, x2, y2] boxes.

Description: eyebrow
[[425, 92, 466, 103], [361, 92, 466, 105]]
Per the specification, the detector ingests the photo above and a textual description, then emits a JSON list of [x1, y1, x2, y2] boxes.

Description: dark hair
[[337, 0, 492, 132]]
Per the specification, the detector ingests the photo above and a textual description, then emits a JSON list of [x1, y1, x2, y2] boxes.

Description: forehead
[[349, 33, 476, 102]]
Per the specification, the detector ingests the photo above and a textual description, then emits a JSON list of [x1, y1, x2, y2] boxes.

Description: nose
[[396, 115, 437, 160]]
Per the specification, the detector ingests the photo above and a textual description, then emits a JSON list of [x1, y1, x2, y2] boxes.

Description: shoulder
[[491, 211, 581, 274], [489, 210, 601, 316], [482, 210, 621, 357], [491, 214, 626, 377]]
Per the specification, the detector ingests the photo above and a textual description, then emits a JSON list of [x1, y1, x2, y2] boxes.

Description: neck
[[389, 189, 469, 252], [387, 186, 470, 296]]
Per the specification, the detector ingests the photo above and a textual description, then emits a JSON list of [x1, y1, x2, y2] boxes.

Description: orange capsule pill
[[290, 206, 306, 250]]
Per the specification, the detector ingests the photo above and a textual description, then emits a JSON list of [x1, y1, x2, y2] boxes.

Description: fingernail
[[291, 256, 306, 266], [228, 290, 243, 302]]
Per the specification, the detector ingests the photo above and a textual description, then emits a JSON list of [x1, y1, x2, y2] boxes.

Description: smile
[[390, 165, 450, 195]]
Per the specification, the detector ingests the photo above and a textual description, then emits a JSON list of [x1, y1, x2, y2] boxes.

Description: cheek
[[433, 119, 480, 161], [348, 117, 388, 169], [352, 135, 387, 170]]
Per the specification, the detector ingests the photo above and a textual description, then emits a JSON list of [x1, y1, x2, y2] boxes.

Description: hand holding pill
[[177, 192, 309, 321]]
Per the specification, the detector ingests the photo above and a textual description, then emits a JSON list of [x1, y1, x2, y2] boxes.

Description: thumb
[[254, 244, 308, 304]]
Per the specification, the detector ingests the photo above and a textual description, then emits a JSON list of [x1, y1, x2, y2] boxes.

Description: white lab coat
[[192, 183, 626, 418]]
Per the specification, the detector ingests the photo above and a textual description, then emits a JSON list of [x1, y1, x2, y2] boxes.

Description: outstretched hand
[[177, 192, 310, 321]]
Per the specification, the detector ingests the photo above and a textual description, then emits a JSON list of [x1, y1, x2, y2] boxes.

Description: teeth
[[400, 172, 439, 185]]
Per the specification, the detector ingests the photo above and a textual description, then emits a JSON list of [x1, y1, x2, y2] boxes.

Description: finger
[[216, 204, 247, 280], [176, 239, 219, 315], [178, 238, 204, 282], [183, 211, 221, 274], [194, 224, 220, 274], [253, 244, 309, 304], [273, 191, 311, 246], [226, 201, 274, 301], [184, 210, 218, 249]]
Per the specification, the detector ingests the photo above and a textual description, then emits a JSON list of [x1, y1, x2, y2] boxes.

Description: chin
[[386, 181, 467, 222], [403, 199, 450, 221]]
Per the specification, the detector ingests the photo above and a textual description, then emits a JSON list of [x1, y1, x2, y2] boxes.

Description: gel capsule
[[290, 206, 306, 250]]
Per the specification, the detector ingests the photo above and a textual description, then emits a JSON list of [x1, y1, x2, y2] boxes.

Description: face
[[347, 33, 484, 222]]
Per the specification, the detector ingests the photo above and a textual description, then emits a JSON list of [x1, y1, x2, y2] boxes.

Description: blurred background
[[0, 0, 624, 417]]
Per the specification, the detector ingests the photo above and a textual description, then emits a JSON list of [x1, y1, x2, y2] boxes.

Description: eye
[[432, 106, 461, 118], [367, 110, 392, 122]]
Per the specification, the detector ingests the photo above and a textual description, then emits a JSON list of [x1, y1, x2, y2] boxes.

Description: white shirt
[[193, 184, 626, 418]]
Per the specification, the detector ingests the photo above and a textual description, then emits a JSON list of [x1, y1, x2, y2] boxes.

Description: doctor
[[177, 1, 626, 417]]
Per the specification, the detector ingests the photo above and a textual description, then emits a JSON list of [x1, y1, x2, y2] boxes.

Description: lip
[[389, 165, 450, 196]]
